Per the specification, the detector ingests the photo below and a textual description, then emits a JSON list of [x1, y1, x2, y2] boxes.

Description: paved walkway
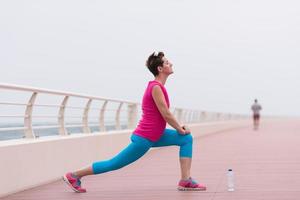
[[2, 119, 300, 200]]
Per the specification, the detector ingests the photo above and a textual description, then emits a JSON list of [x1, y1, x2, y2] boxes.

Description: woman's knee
[[179, 134, 193, 158], [183, 133, 193, 144]]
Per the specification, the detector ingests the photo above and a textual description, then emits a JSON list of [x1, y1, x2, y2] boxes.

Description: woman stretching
[[63, 51, 207, 192]]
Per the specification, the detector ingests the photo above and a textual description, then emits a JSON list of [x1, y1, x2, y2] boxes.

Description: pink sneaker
[[178, 177, 206, 191], [62, 172, 87, 193]]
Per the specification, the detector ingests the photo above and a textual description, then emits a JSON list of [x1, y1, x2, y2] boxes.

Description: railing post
[[99, 100, 108, 132], [193, 110, 198, 123], [214, 112, 217, 120], [188, 110, 193, 123], [24, 92, 37, 138], [127, 103, 137, 129], [194, 111, 198, 123], [58, 96, 69, 135], [191, 111, 195, 123], [197, 111, 200, 122], [183, 110, 186, 123], [216, 113, 220, 121], [83, 99, 92, 133], [115, 102, 123, 130], [175, 108, 183, 123], [226, 113, 230, 120], [188, 110, 192, 123], [187, 110, 191, 123], [219, 113, 223, 121], [201, 111, 206, 122]]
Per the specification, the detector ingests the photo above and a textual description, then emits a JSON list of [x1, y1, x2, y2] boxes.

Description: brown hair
[[145, 52, 165, 76]]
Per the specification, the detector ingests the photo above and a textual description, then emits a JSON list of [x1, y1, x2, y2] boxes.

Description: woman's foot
[[178, 177, 206, 191], [62, 172, 87, 193]]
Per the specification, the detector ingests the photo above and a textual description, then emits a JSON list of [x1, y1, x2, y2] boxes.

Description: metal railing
[[0, 83, 247, 140]]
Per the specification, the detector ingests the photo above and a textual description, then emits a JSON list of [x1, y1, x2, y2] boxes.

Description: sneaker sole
[[177, 186, 206, 191], [62, 175, 86, 193]]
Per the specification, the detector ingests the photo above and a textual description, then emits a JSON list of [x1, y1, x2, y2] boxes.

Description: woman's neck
[[154, 75, 168, 85]]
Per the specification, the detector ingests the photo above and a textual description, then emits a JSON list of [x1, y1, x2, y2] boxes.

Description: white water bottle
[[227, 169, 234, 191]]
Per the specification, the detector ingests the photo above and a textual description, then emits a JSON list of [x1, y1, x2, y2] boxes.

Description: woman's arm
[[152, 85, 189, 134]]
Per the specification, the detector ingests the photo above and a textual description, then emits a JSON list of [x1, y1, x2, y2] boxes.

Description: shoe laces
[[77, 179, 82, 187], [188, 177, 199, 186]]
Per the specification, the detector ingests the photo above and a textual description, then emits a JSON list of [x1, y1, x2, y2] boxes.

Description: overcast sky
[[0, 0, 299, 117]]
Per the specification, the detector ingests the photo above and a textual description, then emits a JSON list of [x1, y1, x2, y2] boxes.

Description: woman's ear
[[158, 66, 163, 72]]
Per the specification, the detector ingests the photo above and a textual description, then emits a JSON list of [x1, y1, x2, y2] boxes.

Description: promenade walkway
[[2, 119, 300, 200]]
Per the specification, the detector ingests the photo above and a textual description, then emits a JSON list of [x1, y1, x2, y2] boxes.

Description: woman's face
[[160, 57, 173, 75]]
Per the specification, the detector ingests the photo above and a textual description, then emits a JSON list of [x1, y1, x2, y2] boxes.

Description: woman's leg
[[152, 129, 206, 191], [73, 166, 93, 178], [63, 134, 153, 192], [74, 134, 153, 177], [63, 134, 152, 192], [92, 134, 152, 174], [179, 158, 192, 180], [152, 129, 193, 180]]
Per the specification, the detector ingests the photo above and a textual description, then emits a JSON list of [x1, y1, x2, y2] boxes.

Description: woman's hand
[[178, 125, 191, 135], [182, 125, 191, 134]]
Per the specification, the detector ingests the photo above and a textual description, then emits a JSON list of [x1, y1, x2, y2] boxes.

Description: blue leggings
[[92, 129, 193, 174]]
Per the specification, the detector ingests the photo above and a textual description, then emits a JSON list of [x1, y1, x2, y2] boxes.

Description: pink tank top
[[134, 80, 170, 142]]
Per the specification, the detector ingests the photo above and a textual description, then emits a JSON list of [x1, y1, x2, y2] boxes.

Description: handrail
[[0, 83, 135, 104], [0, 83, 248, 140]]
